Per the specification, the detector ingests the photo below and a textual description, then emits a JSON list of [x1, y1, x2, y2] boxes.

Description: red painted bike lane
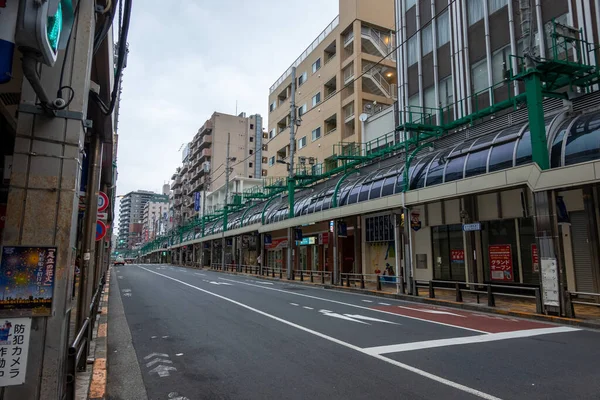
[[372, 304, 552, 333]]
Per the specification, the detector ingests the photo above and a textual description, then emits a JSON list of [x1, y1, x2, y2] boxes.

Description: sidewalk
[[201, 266, 600, 329]]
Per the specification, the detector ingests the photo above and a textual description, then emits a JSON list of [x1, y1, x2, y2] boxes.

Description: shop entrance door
[[299, 246, 308, 270]]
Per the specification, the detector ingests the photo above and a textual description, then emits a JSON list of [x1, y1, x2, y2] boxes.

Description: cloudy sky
[[115, 0, 339, 224]]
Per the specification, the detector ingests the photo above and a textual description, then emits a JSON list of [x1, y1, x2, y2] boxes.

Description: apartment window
[[471, 58, 489, 93], [424, 86, 436, 110], [269, 101, 276, 112], [249, 175, 253, 179], [312, 58, 321, 73], [249, 162, 253, 168], [262, 157, 268, 164], [312, 92, 321, 107], [408, 94, 420, 109], [250, 124, 254, 129], [405, 0, 416, 9], [422, 24, 433, 55], [297, 136, 307, 149], [492, 45, 511, 84], [298, 71, 307, 86], [262, 169, 268, 176], [269, 129, 276, 139], [437, 11, 450, 47], [249, 149, 254, 154], [408, 35, 418, 66], [298, 103, 307, 116], [312, 127, 321, 141], [440, 76, 454, 107], [268, 156, 275, 166], [249, 136, 254, 142], [488, 0, 508, 14], [468, 0, 485, 25]]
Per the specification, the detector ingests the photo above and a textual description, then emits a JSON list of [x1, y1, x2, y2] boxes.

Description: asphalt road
[[107, 264, 600, 400]]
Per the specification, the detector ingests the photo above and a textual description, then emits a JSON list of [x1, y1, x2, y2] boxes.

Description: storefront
[[265, 237, 287, 270]]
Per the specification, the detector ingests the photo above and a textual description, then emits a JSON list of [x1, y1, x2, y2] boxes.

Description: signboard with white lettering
[[462, 222, 482, 232], [0, 317, 31, 386], [541, 258, 559, 307]]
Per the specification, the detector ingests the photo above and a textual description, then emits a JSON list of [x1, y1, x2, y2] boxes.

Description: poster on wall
[[410, 210, 421, 231], [488, 244, 513, 281], [531, 244, 539, 273], [451, 249, 465, 264], [0, 246, 57, 316]]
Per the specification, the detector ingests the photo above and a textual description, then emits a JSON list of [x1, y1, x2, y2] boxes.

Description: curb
[[88, 271, 111, 400], [198, 267, 600, 330]]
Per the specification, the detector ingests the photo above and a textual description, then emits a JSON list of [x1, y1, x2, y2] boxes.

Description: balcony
[[173, 188, 183, 197], [199, 134, 212, 150], [199, 148, 212, 162], [174, 198, 183, 207], [198, 120, 214, 138], [180, 162, 190, 174], [171, 176, 182, 189]]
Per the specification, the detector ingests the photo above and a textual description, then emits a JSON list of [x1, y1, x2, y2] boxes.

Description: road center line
[[215, 276, 488, 334], [362, 326, 580, 355], [138, 266, 501, 400]]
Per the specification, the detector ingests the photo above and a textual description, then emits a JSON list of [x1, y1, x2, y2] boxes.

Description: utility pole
[[287, 67, 297, 280], [221, 132, 231, 268]]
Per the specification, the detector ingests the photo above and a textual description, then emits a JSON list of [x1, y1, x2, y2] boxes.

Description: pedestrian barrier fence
[[567, 291, 600, 318]]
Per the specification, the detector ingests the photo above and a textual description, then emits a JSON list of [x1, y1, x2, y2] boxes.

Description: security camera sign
[[0, 317, 32, 386]]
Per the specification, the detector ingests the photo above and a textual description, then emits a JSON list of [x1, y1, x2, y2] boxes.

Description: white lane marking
[[378, 302, 391, 306], [175, 353, 183, 356], [254, 281, 274, 285], [397, 306, 466, 318], [149, 364, 177, 377], [361, 300, 373, 303], [303, 306, 314, 310], [139, 266, 500, 400], [121, 289, 132, 293], [162, 336, 169, 339], [343, 314, 401, 325], [320, 310, 370, 325], [144, 353, 169, 359], [194, 273, 206, 276], [217, 277, 487, 333], [362, 326, 580, 355], [146, 358, 173, 367], [290, 303, 299, 306], [209, 281, 232, 286]]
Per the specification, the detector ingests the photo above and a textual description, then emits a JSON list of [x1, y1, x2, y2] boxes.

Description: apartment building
[[170, 112, 265, 225], [142, 194, 169, 242], [266, 0, 397, 178], [117, 190, 156, 249]]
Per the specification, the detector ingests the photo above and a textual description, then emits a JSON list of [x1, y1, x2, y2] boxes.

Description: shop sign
[[488, 244, 513, 281], [265, 238, 288, 250], [451, 249, 465, 263], [0, 246, 57, 316], [318, 233, 329, 245], [0, 317, 32, 386], [531, 244, 539, 273], [298, 237, 316, 246], [410, 211, 421, 231], [462, 222, 481, 232]]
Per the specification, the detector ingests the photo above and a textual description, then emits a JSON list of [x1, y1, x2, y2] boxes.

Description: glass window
[[515, 130, 533, 166], [422, 24, 433, 55], [424, 85, 436, 110], [312, 58, 321, 73], [408, 35, 418, 66], [564, 114, 600, 165], [426, 153, 448, 187], [439, 76, 453, 108], [468, 0, 485, 25], [471, 58, 489, 94], [268, 156, 275, 166], [298, 71, 307, 86], [437, 11, 450, 47], [381, 176, 396, 196], [347, 184, 362, 204], [488, 0, 508, 14], [370, 179, 384, 199], [312, 92, 321, 107], [550, 121, 570, 168], [270, 101, 276, 112], [488, 141, 515, 172], [432, 225, 466, 281], [269, 128, 276, 139], [405, 0, 416, 9], [444, 156, 467, 182], [481, 219, 519, 282], [465, 148, 490, 178], [312, 127, 321, 141], [492, 45, 511, 85], [298, 136, 307, 149], [358, 182, 372, 202], [411, 156, 434, 189], [298, 103, 307, 116]]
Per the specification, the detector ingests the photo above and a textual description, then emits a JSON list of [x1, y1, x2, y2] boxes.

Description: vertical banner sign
[[411, 210, 421, 231], [531, 244, 539, 273], [541, 258, 559, 307], [451, 249, 465, 264], [194, 192, 201, 212], [488, 244, 513, 281], [0, 317, 32, 386], [0, 247, 57, 316]]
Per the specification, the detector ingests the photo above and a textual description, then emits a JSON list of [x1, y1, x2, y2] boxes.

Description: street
[[107, 265, 600, 400]]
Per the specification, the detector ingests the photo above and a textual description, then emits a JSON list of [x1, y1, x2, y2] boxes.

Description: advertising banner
[[489, 244, 513, 281]]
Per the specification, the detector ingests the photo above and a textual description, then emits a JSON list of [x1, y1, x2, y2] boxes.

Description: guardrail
[[567, 291, 600, 318], [65, 273, 106, 400], [414, 279, 543, 314]]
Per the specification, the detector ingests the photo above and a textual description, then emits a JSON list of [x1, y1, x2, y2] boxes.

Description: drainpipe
[[431, 0, 440, 120], [507, 0, 520, 95], [483, 0, 494, 104], [461, 0, 473, 115], [535, 0, 546, 59]]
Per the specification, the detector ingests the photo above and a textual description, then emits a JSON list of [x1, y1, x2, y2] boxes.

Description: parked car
[[114, 256, 125, 266]]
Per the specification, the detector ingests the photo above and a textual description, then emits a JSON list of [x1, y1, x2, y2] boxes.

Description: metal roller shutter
[[570, 211, 595, 292]]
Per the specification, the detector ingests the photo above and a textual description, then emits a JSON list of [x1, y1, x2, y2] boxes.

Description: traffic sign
[[96, 220, 107, 241], [97, 212, 108, 220], [98, 191, 109, 212]]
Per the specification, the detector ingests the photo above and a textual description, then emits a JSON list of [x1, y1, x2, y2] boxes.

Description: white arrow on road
[[121, 289, 131, 293], [123, 293, 132, 297], [343, 314, 401, 325], [149, 364, 177, 377], [319, 310, 369, 325], [397, 306, 466, 317], [146, 358, 173, 367], [209, 281, 232, 285], [144, 353, 169, 360]]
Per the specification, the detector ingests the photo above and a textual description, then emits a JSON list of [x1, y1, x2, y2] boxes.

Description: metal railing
[[362, 63, 395, 98], [361, 27, 395, 60], [66, 274, 106, 400], [414, 280, 543, 314], [567, 291, 600, 318]]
